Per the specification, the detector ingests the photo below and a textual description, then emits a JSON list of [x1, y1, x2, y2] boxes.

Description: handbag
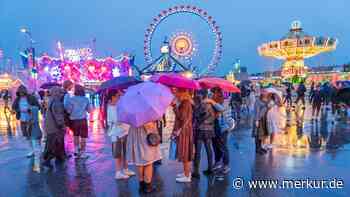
[[146, 133, 161, 146], [168, 139, 177, 160], [144, 126, 161, 146]]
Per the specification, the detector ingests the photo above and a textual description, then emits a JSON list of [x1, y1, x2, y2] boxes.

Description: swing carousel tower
[[258, 21, 337, 79]]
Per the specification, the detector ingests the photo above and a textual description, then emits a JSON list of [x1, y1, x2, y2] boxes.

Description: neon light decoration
[[36, 53, 132, 84], [144, 5, 223, 74], [258, 21, 337, 78]]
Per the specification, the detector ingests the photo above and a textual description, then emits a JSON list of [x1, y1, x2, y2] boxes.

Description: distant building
[[232, 59, 249, 81]]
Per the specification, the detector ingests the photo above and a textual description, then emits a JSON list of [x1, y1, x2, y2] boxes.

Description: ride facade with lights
[[36, 42, 133, 88], [258, 21, 337, 80]]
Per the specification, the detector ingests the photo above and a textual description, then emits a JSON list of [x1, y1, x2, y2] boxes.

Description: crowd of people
[[7, 80, 237, 194], [5, 78, 349, 194]]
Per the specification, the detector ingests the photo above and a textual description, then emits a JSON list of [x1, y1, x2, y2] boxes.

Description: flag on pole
[[20, 50, 29, 68], [0, 48, 3, 59]]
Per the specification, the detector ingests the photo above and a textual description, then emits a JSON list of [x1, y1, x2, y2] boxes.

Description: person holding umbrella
[[117, 82, 172, 193], [106, 90, 135, 180], [171, 88, 194, 183]]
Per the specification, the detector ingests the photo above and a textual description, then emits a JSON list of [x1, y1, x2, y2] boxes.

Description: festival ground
[[0, 104, 349, 197]]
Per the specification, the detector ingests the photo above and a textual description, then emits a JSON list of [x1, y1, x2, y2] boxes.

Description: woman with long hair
[[172, 88, 194, 183], [12, 85, 41, 158]]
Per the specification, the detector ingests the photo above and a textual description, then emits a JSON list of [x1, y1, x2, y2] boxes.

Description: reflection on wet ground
[[0, 105, 350, 196]]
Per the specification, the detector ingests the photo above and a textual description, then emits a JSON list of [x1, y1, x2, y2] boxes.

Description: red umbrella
[[198, 77, 240, 93], [151, 73, 200, 90]]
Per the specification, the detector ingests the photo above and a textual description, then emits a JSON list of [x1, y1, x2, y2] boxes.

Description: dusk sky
[[0, 0, 349, 75]]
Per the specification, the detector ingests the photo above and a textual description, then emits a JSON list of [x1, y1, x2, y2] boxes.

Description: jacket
[[12, 94, 40, 120], [45, 87, 65, 135], [193, 102, 216, 133], [215, 103, 235, 133]]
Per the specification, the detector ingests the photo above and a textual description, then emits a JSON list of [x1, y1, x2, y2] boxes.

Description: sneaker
[[177, 173, 191, 178], [176, 173, 185, 178], [115, 171, 129, 180], [123, 169, 136, 176], [222, 166, 231, 174], [74, 151, 80, 158], [33, 165, 41, 173], [79, 153, 89, 159], [265, 144, 273, 150], [176, 176, 191, 183], [26, 151, 34, 158], [212, 163, 223, 171]]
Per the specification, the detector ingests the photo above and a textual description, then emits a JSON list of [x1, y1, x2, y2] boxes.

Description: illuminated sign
[[64, 48, 93, 62]]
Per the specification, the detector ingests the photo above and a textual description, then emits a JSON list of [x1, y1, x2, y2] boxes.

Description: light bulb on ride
[[161, 45, 169, 54]]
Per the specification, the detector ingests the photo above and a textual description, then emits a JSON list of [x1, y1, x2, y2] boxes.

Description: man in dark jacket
[[192, 89, 216, 178], [295, 82, 307, 107]]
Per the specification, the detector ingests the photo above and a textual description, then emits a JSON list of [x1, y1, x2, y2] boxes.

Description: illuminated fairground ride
[[142, 5, 222, 75], [258, 21, 337, 79], [35, 42, 133, 88]]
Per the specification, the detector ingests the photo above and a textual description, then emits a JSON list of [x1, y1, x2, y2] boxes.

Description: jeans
[[284, 95, 292, 106], [194, 138, 213, 172], [295, 95, 305, 106], [213, 132, 229, 166]]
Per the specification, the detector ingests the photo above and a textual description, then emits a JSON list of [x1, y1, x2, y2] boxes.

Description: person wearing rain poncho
[[266, 91, 287, 147], [42, 86, 66, 168], [106, 90, 135, 180]]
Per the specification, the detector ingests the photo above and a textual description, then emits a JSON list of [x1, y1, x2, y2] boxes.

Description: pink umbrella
[[151, 73, 200, 90], [198, 77, 241, 93], [117, 81, 174, 127]]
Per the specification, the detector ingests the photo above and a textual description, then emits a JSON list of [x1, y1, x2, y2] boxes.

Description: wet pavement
[[0, 106, 350, 197]]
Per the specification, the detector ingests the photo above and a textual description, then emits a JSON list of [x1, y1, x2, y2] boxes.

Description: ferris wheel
[[143, 5, 223, 75]]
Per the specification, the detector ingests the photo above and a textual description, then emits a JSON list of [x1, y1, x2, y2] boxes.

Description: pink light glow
[[37, 51, 132, 84]]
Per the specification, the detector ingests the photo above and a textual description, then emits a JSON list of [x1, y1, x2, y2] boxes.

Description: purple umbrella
[[117, 82, 174, 127]]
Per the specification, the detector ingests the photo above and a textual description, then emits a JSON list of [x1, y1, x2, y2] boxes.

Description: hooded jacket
[[45, 87, 65, 135], [12, 85, 40, 120]]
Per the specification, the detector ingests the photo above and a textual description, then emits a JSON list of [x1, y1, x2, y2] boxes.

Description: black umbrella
[[40, 82, 61, 89], [337, 87, 350, 105], [98, 76, 141, 93]]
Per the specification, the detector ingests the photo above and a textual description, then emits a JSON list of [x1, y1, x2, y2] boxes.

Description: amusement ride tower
[[258, 21, 337, 79]]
